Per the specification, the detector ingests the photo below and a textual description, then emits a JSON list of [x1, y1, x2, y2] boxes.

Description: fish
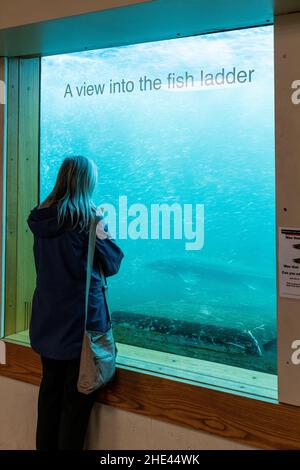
[[146, 258, 275, 292], [111, 310, 263, 356]]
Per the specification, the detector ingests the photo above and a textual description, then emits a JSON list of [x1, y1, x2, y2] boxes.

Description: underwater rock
[[111, 311, 262, 356]]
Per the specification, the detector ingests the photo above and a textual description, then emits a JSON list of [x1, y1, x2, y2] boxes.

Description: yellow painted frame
[[4, 57, 40, 336]]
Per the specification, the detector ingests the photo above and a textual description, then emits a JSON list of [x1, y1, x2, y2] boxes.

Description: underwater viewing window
[[4, 24, 277, 399], [39, 24, 276, 385]]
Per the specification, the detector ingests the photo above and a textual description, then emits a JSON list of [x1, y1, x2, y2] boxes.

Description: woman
[[27, 155, 123, 450]]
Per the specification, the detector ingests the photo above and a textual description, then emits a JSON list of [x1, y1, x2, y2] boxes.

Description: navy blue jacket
[[27, 203, 111, 360]]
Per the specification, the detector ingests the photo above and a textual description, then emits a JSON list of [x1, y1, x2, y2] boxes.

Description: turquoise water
[[40, 26, 276, 373]]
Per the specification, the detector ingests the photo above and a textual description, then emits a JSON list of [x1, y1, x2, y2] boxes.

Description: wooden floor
[[4, 329, 277, 401]]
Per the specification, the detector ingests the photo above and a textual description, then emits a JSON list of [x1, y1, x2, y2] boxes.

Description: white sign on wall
[[279, 227, 300, 298]]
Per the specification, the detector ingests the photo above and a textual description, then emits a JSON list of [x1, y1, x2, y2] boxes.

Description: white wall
[[0, 376, 253, 450], [275, 12, 300, 405]]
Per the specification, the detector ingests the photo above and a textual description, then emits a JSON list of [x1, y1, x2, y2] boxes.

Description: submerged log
[[111, 311, 262, 356]]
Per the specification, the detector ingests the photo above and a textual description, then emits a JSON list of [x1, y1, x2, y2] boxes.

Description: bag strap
[[99, 268, 111, 324], [84, 214, 111, 330], [84, 215, 98, 330]]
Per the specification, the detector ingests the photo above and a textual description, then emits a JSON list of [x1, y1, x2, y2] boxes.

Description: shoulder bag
[[77, 215, 119, 395]]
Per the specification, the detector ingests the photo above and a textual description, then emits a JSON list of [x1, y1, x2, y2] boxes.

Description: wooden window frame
[[4, 57, 39, 336], [0, 53, 299, 451]]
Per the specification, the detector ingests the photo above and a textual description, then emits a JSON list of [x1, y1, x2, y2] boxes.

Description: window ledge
[[116, 343, 277, 402], [4, 332, 277, 401]]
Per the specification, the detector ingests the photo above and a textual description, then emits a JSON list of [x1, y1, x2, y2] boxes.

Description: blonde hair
[[40, 155, 98, 232]]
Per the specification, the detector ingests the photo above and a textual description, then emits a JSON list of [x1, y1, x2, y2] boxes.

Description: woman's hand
[[96, 206, 105, 217], [96, 206, 112, 239]]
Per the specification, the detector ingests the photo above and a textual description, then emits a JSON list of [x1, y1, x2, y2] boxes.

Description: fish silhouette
[[146, 258, 275, 291]]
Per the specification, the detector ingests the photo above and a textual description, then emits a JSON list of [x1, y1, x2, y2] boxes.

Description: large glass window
[[40, 25, 276, 375]]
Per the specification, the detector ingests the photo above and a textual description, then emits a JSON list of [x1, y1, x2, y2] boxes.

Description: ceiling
[[0, 0, 298, 57]]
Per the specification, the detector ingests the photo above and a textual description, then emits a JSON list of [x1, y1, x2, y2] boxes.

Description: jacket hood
[[27, 204, 73, 238]]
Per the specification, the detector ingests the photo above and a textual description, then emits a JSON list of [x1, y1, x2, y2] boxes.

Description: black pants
[[36, 355, 98, 450]]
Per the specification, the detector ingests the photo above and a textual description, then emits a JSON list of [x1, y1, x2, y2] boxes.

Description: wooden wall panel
[[4, 58, 18, 336], [0, 57, 4, 338], [16, 58, 39, 331], [4, 58, 40, 335]]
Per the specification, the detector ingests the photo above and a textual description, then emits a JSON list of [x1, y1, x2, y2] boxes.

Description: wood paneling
[[0, 341, 300, 450], [4, 58, 19, 336], [0, 57, 4, 338], [4, 57, 40, 335], [0, 342, 41, 385], [16, 58, 39, 331]]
